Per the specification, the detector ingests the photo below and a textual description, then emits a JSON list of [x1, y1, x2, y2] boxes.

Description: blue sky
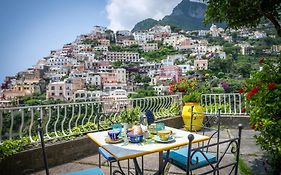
[[0, 0, 108, 83], [0, 0, 181, 84]]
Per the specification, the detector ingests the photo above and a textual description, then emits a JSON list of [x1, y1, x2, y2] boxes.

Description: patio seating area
[[0, 94, 266, 174], [31, 128, 266, 175]]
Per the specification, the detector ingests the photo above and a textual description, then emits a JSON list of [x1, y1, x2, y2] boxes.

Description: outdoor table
[[87, 126, 209, 175]]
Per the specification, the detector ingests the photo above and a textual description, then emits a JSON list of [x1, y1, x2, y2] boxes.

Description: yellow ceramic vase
[[182, 102, 204, 131]]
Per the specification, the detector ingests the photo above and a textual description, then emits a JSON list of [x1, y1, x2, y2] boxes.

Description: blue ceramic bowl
[[108, 130, 121, 141], [127, 133, 143, 143]]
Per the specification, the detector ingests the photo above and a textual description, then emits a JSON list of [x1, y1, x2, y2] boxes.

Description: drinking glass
[[156, 122, 165, 131]]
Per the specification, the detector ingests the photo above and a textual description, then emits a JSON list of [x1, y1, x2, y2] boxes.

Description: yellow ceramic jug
[[182, 102, 204, 131]]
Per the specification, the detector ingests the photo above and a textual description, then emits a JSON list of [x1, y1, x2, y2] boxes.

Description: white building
[[47, 56, 78, 68], [178, 64, 193, 74], [74, 90, 103, 101], [86, 72, 101, 86], [133, 32, 154, 43], [94, 45, 108, 52], [153, 85, 169, 95]]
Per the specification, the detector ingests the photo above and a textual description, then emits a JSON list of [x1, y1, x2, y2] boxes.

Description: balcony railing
[[0, 94, 182, 143], [201, 93, 247, 115], [0, 93, 247, 144]]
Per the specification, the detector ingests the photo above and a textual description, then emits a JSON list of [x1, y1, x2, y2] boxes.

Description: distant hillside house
[[133, 32, 154, 44], [141, 43, 158, 52], [158, 65, 182, 84], [121, 39, 137, 47], [74, 90, 102, 102], [194, 59, 208, 70], [46, 78, 85, 101]]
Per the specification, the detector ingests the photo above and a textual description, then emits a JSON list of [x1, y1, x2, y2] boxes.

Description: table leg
[[133, 158, 143, 175], [113, 161, 126, 175], [154, 150, 170, 175]]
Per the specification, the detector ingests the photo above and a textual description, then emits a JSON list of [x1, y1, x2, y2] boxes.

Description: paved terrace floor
[[31, 129, 266, 175]]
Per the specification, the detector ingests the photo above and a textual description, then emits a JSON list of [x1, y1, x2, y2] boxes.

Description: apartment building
[[47, 78, 85, 101], [133, 32, 154, 43], [158, 65, 182, 83], [121, 39, 137, 47], [104, 52, 140, 62], [73, 90, 102, 101], [141, 43, 158, 52]]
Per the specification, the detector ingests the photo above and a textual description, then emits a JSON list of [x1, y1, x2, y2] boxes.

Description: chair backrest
[[145, 110, 155, 125], [186, 124, 243, 175], [190, 107, 221, 154], [37, 118, 50, 175]]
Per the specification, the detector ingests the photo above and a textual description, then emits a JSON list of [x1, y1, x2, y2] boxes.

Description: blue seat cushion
[[98, 147, 116, 162], [163, 147, 217, 170], [63, 167, 104, 175]]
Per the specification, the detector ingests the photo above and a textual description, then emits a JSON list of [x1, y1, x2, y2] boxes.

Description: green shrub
[[242, 57, 281, 174]]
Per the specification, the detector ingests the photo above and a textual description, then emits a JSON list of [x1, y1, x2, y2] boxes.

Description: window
[[51, 86, 55, 90]]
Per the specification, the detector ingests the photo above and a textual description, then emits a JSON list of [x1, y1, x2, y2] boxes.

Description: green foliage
[[141, 46, 178, 62], [242, 57, 281, 174], [82, 39, 100, 46], [72, 122, 98, 135], [109, 44, 140, 52], [157, 103, 181, 119], [0, 137, 30, 159], [120, 107, 141, 124], [238, 158, 253, 175], [203, 103, 230, 114], [129, 87, 157, 99], [182, 92, 201, 103], [205, 0, 281, 37]]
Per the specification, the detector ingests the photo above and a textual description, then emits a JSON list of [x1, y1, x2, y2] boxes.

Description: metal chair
[[164, 108, 243, 175], [37, 118, 104, 175]]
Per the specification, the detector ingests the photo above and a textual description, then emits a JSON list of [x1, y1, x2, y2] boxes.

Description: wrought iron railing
[[0, 93, 248, 144], [0, 94, 182, 143], [201, 93, 247, 115]]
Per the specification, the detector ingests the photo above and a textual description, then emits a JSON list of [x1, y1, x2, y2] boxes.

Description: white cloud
[[106, 0, 182, 31]]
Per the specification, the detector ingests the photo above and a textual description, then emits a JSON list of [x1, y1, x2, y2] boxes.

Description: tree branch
[[259, 1, 281, 37]]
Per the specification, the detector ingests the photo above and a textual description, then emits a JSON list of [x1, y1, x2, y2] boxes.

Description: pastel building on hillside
[[141, 43, 158, 52], [194, 59, 208, 70], [104, 52, 140, 62], [46, 78, 85, 101], [157, 65, 182, 84]]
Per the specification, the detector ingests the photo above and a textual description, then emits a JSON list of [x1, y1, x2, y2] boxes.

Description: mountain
[[132, 0, 213, 32]]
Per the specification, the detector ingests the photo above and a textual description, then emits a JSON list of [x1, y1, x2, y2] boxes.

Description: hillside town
[[0, 24, 280, 107]]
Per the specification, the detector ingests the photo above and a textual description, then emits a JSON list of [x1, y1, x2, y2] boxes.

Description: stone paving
[[31, 129, 266, 175]]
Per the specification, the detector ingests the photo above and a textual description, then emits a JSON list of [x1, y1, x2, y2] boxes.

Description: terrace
[[0, 94, 266, 175]]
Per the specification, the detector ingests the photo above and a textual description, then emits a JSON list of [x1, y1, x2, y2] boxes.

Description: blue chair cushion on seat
[[99, 147, 116, 162], [63, 167, 104, 175], [163, 147, 217, 170]]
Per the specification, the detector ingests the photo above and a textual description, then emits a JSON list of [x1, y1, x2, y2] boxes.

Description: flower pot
[[182, 102, 204, 131]]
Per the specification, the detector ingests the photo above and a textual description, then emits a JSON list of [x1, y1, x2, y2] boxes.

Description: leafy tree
[[205, 0, 281, 37], [112, 61, 122, 68]]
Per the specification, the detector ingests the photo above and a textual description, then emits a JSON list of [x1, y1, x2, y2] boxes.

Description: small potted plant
[[120, 107, 141, 131]]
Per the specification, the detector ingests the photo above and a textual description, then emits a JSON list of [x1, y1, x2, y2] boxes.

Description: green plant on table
[[241, 57, 281, 174]]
